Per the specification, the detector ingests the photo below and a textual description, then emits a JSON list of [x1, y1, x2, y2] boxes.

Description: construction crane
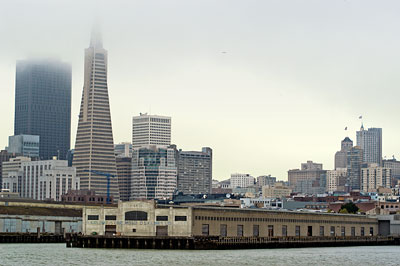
[[83, 170, 116, 204]]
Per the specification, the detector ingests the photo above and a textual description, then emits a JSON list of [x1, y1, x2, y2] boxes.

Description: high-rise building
[[2, 157, 31, 185], [7, 135, 40, 158], [14, 59, 71, 160], [326, 168, 347, 193], [0, 150, 16, 190], [257, 175, 277, 187], [361, 164, 391, 192], [383, 158, 400, 185], [132, 113, 171, 149], [230, 173, 255, 188], [334, 137, 353, 169], [176, 147, 212, 195], [130, 145, 177, 200], [346, 146, 363, 190], [114, 142, 132, 158], [356, 126, 382, 166], [116, 156, 132, 201], [288, 161, 326, 194], [72, 28, 119, 200]]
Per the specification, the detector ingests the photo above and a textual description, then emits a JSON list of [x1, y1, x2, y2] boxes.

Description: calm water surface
[[0, 244, 399, 266]]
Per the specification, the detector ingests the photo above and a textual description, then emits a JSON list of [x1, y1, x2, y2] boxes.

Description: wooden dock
[[65, 234, 400, 250], [0, 232, 65, 243]]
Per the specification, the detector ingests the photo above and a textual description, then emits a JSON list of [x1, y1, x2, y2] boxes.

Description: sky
[[1, 0, 400, 181]]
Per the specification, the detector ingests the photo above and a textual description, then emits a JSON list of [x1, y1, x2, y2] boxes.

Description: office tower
[[7, 135, 40, 158], [288, 161, 326, 194], [356, 126, 382, 166], [346, 146, 363, 190], [326, 168, 347, 193], [334, 137, 353, 169], [2, 159, 79, 201], [114, 142, 132, 158], [130, 145, 177, 200], [116, 156, 132, 201], [132, 113, 171, 149], [361, 164, 391, 192], [2, 156, 31, 190], [230, 173, 255, 188], [72, 28, 119, 200], [176, 147, 212, 195], [0, 150, 15, 190], [14, 59, 71, 160], [383, 158, 400, 185], [257, 175, 277, 187]]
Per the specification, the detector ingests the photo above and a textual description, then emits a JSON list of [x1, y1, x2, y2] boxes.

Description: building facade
[[257, 175, 277, 187], [383, 158, 400, 184], [176, 147, 212, 195], [132, 113, 171, 149], [0, 150, 15, 190], [326, 168, 347, 193], [361, 164, 391, 192], [14, 59, 71, 160], [334, 137, 353, 169], [262, 182, 292, 198], [230, 173, 255, 188], [116, 157, 132, 201], [357, 126, 382, 166], [72, 29, 119, 200], [130, 145, 177, 200], [347, 146, 364, 190], [288, 161, 326, 194], [7, 134, 40, 158], [115, 142, 132, 158]]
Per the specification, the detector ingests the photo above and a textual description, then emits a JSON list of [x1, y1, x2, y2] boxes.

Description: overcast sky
[[1, 0, 399, 181]]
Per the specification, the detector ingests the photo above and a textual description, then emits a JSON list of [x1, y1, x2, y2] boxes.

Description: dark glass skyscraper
[[14, 59, 71, 160]]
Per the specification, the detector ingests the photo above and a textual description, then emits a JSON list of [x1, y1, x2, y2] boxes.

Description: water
[[0, 244, 399, 266]]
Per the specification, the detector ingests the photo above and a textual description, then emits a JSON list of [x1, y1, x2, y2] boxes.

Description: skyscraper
[[72, 28, 119, 200], [132, 113, 171, 149], [334, 137, 353, 169], [346, 146, 363, 190], [14, 59, 71, 160], [356, 126, 382, 166]]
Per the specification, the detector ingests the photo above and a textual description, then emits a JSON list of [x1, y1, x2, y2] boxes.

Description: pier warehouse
[[83, 201, 378, 237]]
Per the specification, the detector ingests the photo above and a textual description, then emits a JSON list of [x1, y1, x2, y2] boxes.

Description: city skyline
[[1, 0, 400, 181]]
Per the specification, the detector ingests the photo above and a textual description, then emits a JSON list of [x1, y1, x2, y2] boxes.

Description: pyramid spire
[[90, 24, 103, 48]]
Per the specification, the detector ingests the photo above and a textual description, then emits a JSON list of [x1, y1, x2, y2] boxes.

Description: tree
[[340, 202, 359, 214]]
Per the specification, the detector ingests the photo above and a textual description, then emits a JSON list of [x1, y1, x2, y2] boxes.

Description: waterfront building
[[347, 146, 364, 190], [2, 157, 31, 186], [361, 164, 391, 192], [256, 175, 276, 187], [334, 137, 353, 169], [2, 159, 79, 201], [356, 126, 382, 166], [176, 147, 212, 195], [262, 182, 292, 198], [326, 168, 347, 193], [130, 145, 177, 200], [288, 161, 326, 194], [14, 59, 71, 160], [115, 142, 132, 158], [116, 156, 132, 201], [72, 28, 119, 200], [61, 190, 111, 204], [82, 200, 378, 237], [132, 113, 171, 149], [7, 135, 39, 158], [230, 173, 255, 188]]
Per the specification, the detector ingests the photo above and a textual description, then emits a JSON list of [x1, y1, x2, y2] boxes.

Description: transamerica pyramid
[[72, 27, 119, 201]]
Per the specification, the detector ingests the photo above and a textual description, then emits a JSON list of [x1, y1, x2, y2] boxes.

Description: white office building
[[326, 168, 347, 193], [132, 113, 171, 149], [361, 164, 391, 192], [230, 173, 255, 188]]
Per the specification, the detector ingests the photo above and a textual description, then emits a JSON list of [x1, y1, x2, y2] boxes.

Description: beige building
[[262, 182, 292, 198], [83, 200, 378, 238], [361, 164, 391, 192], [326, 168, 347, 193]]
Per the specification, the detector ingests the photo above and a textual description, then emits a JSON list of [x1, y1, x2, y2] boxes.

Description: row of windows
[[87, 213, 187, 222]]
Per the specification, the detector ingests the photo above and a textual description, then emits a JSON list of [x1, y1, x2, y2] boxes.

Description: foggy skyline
[[1, 0, 400, 181]]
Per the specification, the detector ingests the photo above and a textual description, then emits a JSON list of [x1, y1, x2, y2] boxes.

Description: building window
[[330, 226, 335, 236], [105, 215, 117, 220], [132, 229, 136, 232], [319, 226, 324, 236], [87, 215, 99, 220], [361, 227, 365, 236], [282, 225, 287, 237], [253, 225, 259, 237], [307, 226, 313, 237], [268, 225, 274, 237], [125, 211, 147, 221], [156, 216, 168, 221], [202, 224, 209, 236], [351, 227, 355, 237], [341, 226, 345, 237], [175, 216, 187, 221], [370, 227, 374, 236], [295, 226, 300, 236], [237, 225, 243, 237], [220, 224, 227, 237]]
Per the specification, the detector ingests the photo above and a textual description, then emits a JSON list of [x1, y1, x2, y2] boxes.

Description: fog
[[1, 0, 400, 180]]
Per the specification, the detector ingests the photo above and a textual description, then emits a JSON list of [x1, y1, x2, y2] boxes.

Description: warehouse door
[[55, 221, 62, 234], [105, 225, 117, 236], [156, 226, 168, 236]]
